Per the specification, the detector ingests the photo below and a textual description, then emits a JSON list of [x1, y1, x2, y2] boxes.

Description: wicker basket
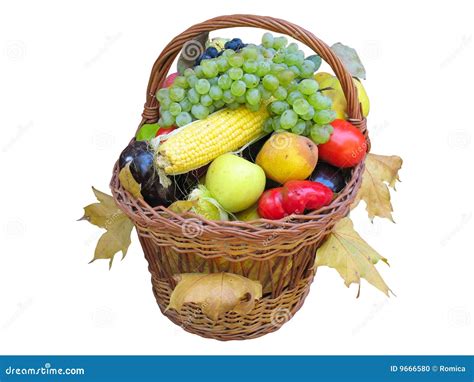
[[110, 14, 368, 341]]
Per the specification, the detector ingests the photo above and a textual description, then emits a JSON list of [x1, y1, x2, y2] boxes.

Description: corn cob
[[156, 105, 269, 175]]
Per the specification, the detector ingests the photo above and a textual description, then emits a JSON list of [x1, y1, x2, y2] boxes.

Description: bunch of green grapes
[[155, 32, 335, 143]]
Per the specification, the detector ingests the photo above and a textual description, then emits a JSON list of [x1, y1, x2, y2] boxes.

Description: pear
[[316, 72, 370, 119], [256, 132, 318, 184]]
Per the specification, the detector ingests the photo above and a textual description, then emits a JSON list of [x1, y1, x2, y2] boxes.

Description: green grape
[[245, 88, 261, 106], [262, 32, 274, 48], [169, 102, 182, 116], [209, 77, 218, 86], [287, 80, 298, 92], [300, 60, 316, 78], [235, 94, 246, 104], [313, 109, 336, 125], [265, 48, 276, 58], [208, 105, 215, 113], [228, 54, 244, 67], [276, 69, 295, 86], [243, 60, 258, 73], [222, 90, 235, 104], [301, 106, 315, 121], [213, 100, 225, 109], [270, 63, 286, 75], [186, 75, 198, 88], [262, 74, 279, 91], [173, 76, 188, 89], [293, 98, 310, 115], [200, 94, 213, 107], [280, 109, 298, 129], [175, 112, 192, 127], [273, 86, 287, 101], [288, 65, 300, 77], [263, 118, 274, 133], [179, 98, 192, 112], [194, 66, 204, 78], [310, 124, 331, 144], [187, 88, 200, 104], [298, 79, 319, 95], [258, 85, 272, 101], [308, 92, 332, 110], [222, 49, 235, 57], [156, 88, 170, 103], [246, 102, 261, 112], [228, 67, 244, 80], [230, 80, 246, 97], [243, 74, 259, 89], [242, 46, 258, 60], [270, 101, 290, 115], [287, 90, 303, 105], [272, 50, 286, 64], [286, 42, 299, 53], [169, 86, 185, 102], [273, 36, 288, 50], [160, 110, 175, 126], [256, 60, 271, 77], [306, 54, 322, 71], [191, 104, 209, 119], [292, 120, 307, 135], [202, 60, 218, 78], [209, 85, 223, 100], [272, 117, 281, 130], [284, 53, 300, 66], [218, 74, 232, 90], [228, 102, 240, 110], [195, 79, 211, 95], [183, 68, 195, 77], [216, 57, 229, 72]]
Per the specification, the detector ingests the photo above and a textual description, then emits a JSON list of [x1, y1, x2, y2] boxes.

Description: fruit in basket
[[156, 33, 324, 129], [309, 162, 348, 193], [281, 180, 333, 214], [316, 72, 370, 119], [156, 105, 269, 176], [258, 188, 286, 220], [318, 119, 367, 168], [136, 123, 160, 141], [256, 132, 318, 184], [205, 154, 266, 213], [163, 72, 178, 88], [119, 141, 154, 184], [235, 204, 261, 221], [155, 126, 176, 138]]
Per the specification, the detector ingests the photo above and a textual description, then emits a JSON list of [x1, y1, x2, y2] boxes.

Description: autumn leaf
[[167, 273, 262, 320], [331, 42, 366, 79], [81, 187, 134, 268], [352, 153, 403, 222], [316, 218, 391, 296], [118, 163, 142, 200]]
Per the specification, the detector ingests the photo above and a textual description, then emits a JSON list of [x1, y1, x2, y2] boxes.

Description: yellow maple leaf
[[316, 218, 392, 296], [167, 273, 262, 321], [118, 163, 142, 200], [352, 153, 403, 222], [81, 187, 134, 268]]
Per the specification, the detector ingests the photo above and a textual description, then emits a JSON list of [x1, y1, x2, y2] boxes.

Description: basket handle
[[141, 14, 364, 127]]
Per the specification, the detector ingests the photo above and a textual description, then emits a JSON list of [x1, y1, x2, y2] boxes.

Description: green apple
[[205, 154, 266, 213]]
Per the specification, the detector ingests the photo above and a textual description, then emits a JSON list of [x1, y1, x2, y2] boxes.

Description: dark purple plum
[[309, 162, 348, 193]]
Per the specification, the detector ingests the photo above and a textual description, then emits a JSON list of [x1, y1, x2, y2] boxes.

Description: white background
[[1, 0, 473, 355]]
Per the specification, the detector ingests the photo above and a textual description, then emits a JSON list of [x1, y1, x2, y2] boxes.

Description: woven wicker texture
[[110, 14, 368, 340]]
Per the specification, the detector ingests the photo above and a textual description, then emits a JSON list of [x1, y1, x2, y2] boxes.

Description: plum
[[309, 162, 348, 193]]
